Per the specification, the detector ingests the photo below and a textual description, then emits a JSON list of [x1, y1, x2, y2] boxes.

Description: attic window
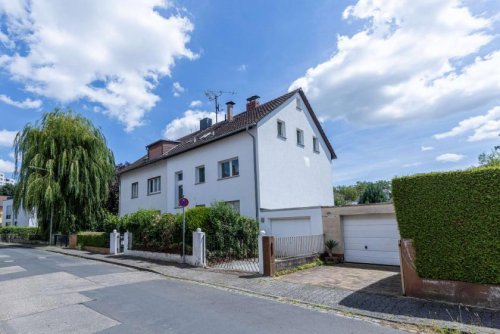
[[296, 97, 302, 110]]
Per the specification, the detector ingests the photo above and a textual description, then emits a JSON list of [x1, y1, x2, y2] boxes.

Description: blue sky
[[0, 0, 499, 185]]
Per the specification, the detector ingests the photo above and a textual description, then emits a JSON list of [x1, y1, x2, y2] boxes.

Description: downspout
[[246, 125, 260, 220]]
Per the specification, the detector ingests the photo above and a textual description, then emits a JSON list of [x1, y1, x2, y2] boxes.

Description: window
[[175, 171, 184, 206], [131, 182, 138, 198], [147, 176, 161, 195], [219, 158, 239, 179], [196, 166, 205, 184], [5, 205, 12, 220], [296, 96, 302, 110], [277, 120, 286, 139], [225, 200, 240, 214], [313, 137, 320, 153], [296, 129, 304, 147]]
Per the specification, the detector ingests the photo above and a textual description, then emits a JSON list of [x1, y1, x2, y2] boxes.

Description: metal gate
[[206, 234, 259, 272]]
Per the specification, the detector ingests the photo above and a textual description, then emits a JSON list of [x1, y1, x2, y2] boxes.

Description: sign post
[[179, 197, 189, 263]]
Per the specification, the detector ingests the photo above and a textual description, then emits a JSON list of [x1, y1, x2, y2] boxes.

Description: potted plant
[[325, 240, 340, 264]]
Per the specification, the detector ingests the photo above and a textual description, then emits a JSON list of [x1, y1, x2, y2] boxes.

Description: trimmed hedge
[[392, 167, 500, 284], [0, 227, 40, 238], [77, 232, 108, 248]]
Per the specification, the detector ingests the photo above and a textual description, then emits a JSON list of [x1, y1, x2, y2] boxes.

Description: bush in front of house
[[77, 232, 108, 248], [0, 226, 42, 240], [392, 166, 500, 284]]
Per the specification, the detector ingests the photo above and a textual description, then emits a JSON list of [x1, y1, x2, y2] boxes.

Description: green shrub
[[359, 183, 387, 204], [77, 232, 108, 248], [93, 211, 122, 233], [392, 167, 500, 284], [0, 227, 41, 238]]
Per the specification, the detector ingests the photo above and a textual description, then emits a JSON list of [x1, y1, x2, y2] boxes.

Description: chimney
[[226, 101, 235, 121], [246, 95, 260, 111], [200, 117, 212, 131]]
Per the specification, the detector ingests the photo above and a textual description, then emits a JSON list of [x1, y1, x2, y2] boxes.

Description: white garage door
[[343, 214, 400, 266], [270, 217, 311, 237]]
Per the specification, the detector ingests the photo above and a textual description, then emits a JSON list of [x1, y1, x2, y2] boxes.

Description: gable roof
[[120, 88, 336, 174]]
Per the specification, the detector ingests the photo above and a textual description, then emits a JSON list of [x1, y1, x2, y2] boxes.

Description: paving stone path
[[18, 245, 500, 333]]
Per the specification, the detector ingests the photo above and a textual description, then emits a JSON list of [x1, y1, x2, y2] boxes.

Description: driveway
[[278, 263, 402, 296]]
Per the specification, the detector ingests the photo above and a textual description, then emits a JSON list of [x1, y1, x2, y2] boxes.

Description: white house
[[119, 89, 336, 237], [0, 173, 15, 187], [1, 198, 38, 227]]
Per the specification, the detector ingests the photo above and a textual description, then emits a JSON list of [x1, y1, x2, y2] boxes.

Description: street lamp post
[[28, 166, 54, 245]]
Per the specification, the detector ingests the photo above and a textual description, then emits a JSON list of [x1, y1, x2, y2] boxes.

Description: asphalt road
[[0, 246, 406, 334]]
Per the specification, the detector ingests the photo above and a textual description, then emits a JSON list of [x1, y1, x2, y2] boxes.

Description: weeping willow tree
[[13, 110, 115, 234]]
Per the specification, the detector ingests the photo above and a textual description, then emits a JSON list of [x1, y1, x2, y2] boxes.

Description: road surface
[[0, 246, 406, 333]]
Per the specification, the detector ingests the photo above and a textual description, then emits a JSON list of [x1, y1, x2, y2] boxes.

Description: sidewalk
[[34, 246, 500, 333]]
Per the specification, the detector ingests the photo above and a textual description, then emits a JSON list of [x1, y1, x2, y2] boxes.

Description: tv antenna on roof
[[205, 90, 236, 123]]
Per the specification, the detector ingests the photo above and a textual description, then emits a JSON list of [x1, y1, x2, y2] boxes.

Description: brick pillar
[[262, 236, 276, 277], [68, 234, 77, 249]]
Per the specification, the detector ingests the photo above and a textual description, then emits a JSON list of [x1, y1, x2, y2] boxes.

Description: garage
[[343, 213, 400, 266]]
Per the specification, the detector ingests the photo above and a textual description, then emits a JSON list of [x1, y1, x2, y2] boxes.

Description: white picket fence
[[275, 234, 324, 259]]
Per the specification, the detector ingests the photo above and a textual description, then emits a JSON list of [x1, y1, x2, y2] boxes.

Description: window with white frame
[[277, 120, 286, 139], [225, 200, 240, 214], [313, 137, 320, 153], [175, 171, 183, 206], [296, 96, 302, 110], [195, 165, 205, 184], [131, 182, 138, 198], [147, 177, 161, 195], [219, 158, 239, 179], [296, 129, 304, 147]]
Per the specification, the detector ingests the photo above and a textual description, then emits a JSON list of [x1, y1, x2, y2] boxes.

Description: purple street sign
[[179, 197, 189, 208]]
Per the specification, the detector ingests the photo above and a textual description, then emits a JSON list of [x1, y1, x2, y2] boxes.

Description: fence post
[[123, 231, 132, 254], [109, 229, 119, 255], [258, 230, 266, 275], [262, 236, 276, 276], [192, 228, 206, 267]]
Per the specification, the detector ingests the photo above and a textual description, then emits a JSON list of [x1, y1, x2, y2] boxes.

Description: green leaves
[[392, 167, 500, 284], [13, 109, 115, 234]]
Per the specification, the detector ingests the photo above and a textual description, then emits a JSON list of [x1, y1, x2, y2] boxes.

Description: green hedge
[[0, 227, 41, 238], [77, 232, 108, 248], [392, 167, 500, 284]]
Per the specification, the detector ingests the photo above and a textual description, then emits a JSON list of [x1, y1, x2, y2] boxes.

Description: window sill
[[313, 150, 320, 154], [277, 135, 287, 141], [195, 181, 206, 185], [218, 174, 240, 181], [147, 192, 161, 196], [297, 144, 305, 148], [131, 197, 138, 199]]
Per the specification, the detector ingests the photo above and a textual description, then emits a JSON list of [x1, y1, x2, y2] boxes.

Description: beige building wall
[[322, 203, 395, 254]]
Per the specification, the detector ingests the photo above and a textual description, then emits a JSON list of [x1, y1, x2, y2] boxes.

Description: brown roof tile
[[120, 89, 336, 174]]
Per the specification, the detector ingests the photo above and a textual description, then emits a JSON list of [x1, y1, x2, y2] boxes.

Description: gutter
[[245, 125, 260, 221]]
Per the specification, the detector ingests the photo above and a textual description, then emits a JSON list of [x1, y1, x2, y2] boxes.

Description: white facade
[[1, 199, 38, 227], [119, 91, 334, 237], [0, 173, 15, 187], [120, 131, 257, 217]]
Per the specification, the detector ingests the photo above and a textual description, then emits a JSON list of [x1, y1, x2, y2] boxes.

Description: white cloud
[[237, 64, 247, 72], [434, 106, 500, 142], [0, 0, 196, 132], [289, 0, 499, 124], [0, 94, 42, 109], [436, 153, 465, 162], [172, 82, 185, 97], [421, 146, 434, 151], [163, 109, 223, 139], [0, 130, 17, 147], [189, 100, 202, 108], [0, 159, 15, 173]]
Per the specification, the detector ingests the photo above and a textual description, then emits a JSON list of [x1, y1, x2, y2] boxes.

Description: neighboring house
[[0, 195, 8, 226], [0, 198, 38, 227], [0, 173, 15, 187], [119, 89, 336, 237]]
